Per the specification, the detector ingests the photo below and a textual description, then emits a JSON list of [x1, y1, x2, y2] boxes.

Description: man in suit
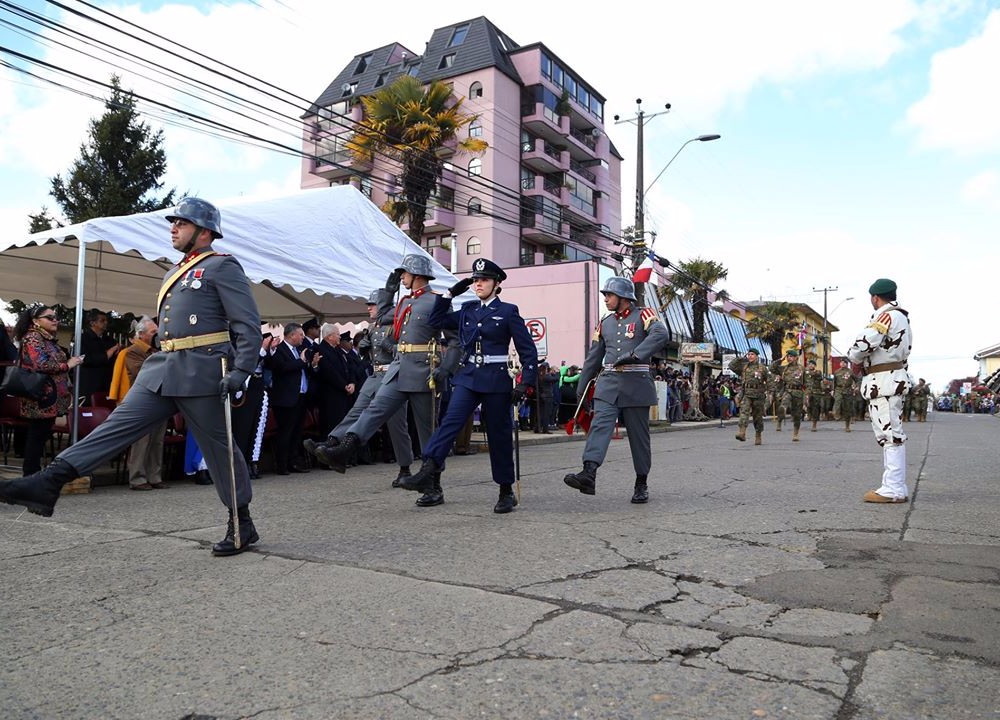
[[337, 331, 366, 412], [267, 322, 312, 475], [314, 323, 353, 437], [400, 259, 537, 513], [78, 309, 122, 402], [564, 277, 668, 504], [312, 254, 460, 506], [0, 197, 262, 556], [305, 289, 414, 485]]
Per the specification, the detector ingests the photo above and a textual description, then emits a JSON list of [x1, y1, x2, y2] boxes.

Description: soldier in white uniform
[[847, 278, 913, 503], [563, 277, 668, 503]]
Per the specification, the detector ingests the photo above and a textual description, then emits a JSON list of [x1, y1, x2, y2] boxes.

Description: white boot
[[876, 444, 908, 500]]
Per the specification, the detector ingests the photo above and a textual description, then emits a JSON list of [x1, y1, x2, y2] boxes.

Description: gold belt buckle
[[161, 339, 174, 351]]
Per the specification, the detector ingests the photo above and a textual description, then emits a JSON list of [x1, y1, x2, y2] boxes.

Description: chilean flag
[[632, 251, 657, 284]]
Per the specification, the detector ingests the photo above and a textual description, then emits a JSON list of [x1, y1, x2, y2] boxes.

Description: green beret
[[786, 348, 798, 357], [746, 348, 759, 356], [868, 278, 897, 296]]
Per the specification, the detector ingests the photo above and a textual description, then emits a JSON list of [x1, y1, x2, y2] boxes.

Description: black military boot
[[564, 461, 598, 495], [0, 458, 80, 517], [212, 505, 259, 556], [494, 484, 518, 514], [392, 465, 411, 488], [399, 457, 439, 493], [415, 473, 444, 507], [314, 433, 356, 474], [631, 475, 649, 504]]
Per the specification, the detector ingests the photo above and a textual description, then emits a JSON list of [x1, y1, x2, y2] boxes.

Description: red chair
[[90, 391, 118, 410], [1, 394, 28, 465], [162, 412, 186, 480]]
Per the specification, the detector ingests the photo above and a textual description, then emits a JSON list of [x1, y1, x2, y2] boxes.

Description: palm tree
[[347, 76, 487, 242], [657, 257, 728, 342], [746, 301, 799, 360]]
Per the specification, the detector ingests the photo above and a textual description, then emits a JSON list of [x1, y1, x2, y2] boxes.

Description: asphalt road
[[1, 410, 998, 719]]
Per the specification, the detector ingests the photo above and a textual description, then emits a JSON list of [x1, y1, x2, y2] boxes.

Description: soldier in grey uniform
[[318, 255, 460, 506], [305, 288, 414, 486], [564, 277, 668, 503], [0, 198, 262, 555]]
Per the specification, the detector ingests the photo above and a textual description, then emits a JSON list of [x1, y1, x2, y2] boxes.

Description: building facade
[[300, 16, 624, 365]]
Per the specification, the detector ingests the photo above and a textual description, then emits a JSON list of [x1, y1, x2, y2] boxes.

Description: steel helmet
[[166, 197, 223, 239], [601, 277, 636, 302], [366, 289, 380, 304], [395, 253, 436, 280]]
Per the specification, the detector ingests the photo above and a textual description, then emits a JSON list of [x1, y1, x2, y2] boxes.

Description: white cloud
[[961, 169, 1000, 209], [904, 9, 1000, 154]]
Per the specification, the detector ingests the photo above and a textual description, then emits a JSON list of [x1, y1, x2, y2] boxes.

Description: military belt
[[160, 331, 231, 352], [373, 364, 391, 373], [466, 354, 509, 365], [602, 363, 649, 373], [397, 343, 434, 353], [863, 361, 905, 375]]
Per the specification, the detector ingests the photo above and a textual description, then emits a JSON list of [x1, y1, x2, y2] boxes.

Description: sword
[[512, 401, 521, 503], [427, 337, 440, 432], [221, 357, 240, 551]]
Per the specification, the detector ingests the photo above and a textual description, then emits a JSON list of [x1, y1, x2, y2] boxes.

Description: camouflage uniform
[[804, 364, 824, 430], [912, 380, 930, 421], [730, 352, 770, 444], [767, 372, 785, 430], [770, 356, 806, 441], [820, 376, 835, 419], [832, 365, 859, 431]]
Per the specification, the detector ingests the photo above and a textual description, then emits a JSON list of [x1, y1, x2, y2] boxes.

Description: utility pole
[[813, 286, 838, 375], [614, 99, 670, 306]]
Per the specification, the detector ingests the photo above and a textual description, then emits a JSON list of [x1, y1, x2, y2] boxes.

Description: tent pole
[[71, 237, 86, 444]]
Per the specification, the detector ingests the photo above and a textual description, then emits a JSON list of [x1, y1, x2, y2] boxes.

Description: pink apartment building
[[300, 16, 624, 366]]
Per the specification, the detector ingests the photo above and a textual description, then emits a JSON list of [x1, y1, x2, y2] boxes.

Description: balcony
[[520, 172, 565, 202], [522, 137, 568, 175], [400, 206, 455, 235], [520, 210, 565, 244], [520, 101, 565, 146], [568, 158, 597, 184], [568, 124, 598, 152], [312, 147, 371, 181]]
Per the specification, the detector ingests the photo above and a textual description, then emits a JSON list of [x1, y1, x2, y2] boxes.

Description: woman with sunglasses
[[12, 306, 83, 474]]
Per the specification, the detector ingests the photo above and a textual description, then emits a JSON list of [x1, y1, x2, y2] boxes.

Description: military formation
[[0, 197, 921, 556]]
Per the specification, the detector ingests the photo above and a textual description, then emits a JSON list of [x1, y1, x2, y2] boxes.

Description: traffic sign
[[525, 317, 547, 358]]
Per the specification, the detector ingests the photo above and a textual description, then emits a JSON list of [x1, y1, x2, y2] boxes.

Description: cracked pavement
[[1, 412, 998, 719]]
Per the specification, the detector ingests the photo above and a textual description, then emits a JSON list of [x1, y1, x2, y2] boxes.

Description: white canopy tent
[[0, 185, 457, 326]]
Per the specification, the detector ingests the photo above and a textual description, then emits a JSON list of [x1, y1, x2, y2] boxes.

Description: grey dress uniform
[[343, 286, 460, 451], [328, 289, 413, 468], [579, 306, 668, 474], [59, 248, 261, 509]]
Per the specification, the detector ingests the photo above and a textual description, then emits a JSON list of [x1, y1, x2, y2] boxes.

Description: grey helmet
[[395, 253, 436, 280], [166, 197, 223, 239], [601, 277, 636, 302], [366, 289, 380, 304]]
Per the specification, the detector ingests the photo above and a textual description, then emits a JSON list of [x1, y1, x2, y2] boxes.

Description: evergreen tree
[[49, 75, 176, 223], [27, 207, 60, 233]]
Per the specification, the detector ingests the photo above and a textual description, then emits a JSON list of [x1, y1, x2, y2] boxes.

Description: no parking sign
[[525, 317, 547, 358]]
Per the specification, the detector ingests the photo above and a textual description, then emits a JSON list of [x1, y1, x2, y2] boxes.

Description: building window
[[466, 236, 481, 255], [359, 175, 372, 199], [341, 82, 357, 98], [469, 120, 482, 138], [449, 24, 469, 47], [436, 185, 455, 211], [468, 158, 482, 176], [374, 72, 388, 88], [470, 81, 483, 98], [468, 197, 482, 215], [354, 54, 372, 75], [520, 166, 535, 190], [407, 63, 421, 77], [439, 53, 455, 70]]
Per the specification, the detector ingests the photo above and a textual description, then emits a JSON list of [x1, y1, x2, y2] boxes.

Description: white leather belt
[[373, 364, 391, 373], [466, 354, 508, 365]]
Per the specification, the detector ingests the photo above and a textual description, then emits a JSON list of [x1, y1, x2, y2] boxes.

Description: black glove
[[449, 277, 473, 298], [219, 368, 249, 398], [385, 268, 403, 294], [430, 367, 449, 387], [511, 383, 528, 405], [613, 354, 639, 368]]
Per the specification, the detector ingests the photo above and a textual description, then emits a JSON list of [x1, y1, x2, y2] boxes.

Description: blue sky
[[2, 0, 998, 390]]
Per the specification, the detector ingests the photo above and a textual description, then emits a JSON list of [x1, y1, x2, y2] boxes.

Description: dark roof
[[306, 17, 526, 116]]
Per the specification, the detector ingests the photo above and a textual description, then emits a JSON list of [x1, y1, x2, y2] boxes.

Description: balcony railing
[[569, 125, 597, 150], [569, 158, 596, 183]]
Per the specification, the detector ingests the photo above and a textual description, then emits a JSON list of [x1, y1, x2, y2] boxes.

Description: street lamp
[[644, 134, 721, 196]]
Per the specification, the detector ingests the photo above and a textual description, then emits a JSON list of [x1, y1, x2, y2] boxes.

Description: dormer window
[[407, 63, 421, 77], [374, 72, 388, 88], [449, 24, 469, 47], [439, 53, 455, 70], [354, 53, 372, 75]]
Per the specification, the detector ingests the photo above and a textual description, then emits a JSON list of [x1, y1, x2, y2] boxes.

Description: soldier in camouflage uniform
[[730, 348, 770, 445], [804, 358, 824, 432], [563, 277, 667, 502], [832, 364, 859, 432], [770, 348, 807, 441], [767, 370, 786, 431], [820, 375, 835, 419], [912, 378, 930, 421], [902, 385, 915, 422]]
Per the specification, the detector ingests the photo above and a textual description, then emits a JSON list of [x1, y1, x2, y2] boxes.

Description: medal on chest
[[624, 322, 635, 339]]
